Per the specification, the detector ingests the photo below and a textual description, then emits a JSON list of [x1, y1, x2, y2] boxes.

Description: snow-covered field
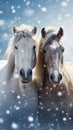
[[0, 60, 7, 70]]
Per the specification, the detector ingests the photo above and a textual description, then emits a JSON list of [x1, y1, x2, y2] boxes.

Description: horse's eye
[[15, 46, 18, 49], [43, 50, 46, 53], [62, 47, 65, 53], [33, 45, 36, 50]]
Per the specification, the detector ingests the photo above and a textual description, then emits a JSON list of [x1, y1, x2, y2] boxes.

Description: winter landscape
[[0, 0, 73, 130]]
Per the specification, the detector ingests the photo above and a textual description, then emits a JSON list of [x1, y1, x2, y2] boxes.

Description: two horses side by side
[[0, 24, 73, 130]]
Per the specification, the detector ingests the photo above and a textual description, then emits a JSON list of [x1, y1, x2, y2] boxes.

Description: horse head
[[41, 27, 64, 84]]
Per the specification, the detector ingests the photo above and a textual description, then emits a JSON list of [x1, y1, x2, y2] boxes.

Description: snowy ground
[[0, 60, 7, 70]]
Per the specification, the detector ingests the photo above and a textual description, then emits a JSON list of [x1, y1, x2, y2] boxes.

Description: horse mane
[[5, 24, 37, 81], [35, 27, 73, 93]]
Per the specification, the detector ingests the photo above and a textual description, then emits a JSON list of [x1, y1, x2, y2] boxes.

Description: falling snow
[[28, 116, 34, 122], [0, 0, 73, 130], [0, 118, 4, 123], [11, 122, 18, 129], [57, 91, 63, 96], [6, 110, 10, 114], [61, 1, 68, 7], [63, 117, 67, 121], [41, 7, 47, 12]]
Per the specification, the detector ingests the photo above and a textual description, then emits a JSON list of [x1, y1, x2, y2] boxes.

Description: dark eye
[[43, 49, 46, 53], [62, 47, 65, 53], [15, 46, 18, 49], [33, 45, 36, 49]]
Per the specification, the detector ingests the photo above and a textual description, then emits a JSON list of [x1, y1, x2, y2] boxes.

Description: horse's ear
[[32, 26, 37, 35], [57, 27, 64, 40], [13, 26, 17, 34], [41, 27, 46, 38]]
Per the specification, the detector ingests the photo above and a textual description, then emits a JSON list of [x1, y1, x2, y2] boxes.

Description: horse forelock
[[42, 29, 63, 49], [41, 28, 56, 48], [6, 25, 37, 59], [14, 30, 32, 41]]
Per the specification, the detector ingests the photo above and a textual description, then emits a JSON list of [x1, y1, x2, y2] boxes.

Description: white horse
[[0, 24, 38, 130]]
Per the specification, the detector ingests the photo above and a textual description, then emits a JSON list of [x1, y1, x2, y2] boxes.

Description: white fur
[[50, 40, 59, 49], [15, 37, 34, 72], [53, 70, 59, 82]]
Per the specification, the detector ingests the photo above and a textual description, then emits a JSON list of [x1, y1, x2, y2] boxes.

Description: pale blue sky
[[0, 0, 73, 61]]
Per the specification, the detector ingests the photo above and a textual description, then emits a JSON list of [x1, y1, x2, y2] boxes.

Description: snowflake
[[51, 123, 54, 126], [33, 96, 36, 100], [39, 102, 43, 105], [47, 108, 51, 112], [62, 110, 65, 114], [0, 10, 3, 14], [55, 107, 59, 111], [17, 95, 21, 99], [12, 9, 16, 13], [37, 20, 41, 24], [18, 101, 21, 104], [41, 7, 47, 12], [11, 6, 14, 9], [57, 91, 62, 96], [25, 9, 34, 17], [29, 123, 34, 128], [1, 90, 5, 94], [2, 33, 9, 41], [23, 0, 26, 2], [0, 49, 1, 53], [11, 122, 18, 129], [24, 102, 28, 107], [61, 1, 68, 7], [10, 106, 12, 110], [26, 1, 30, 6], [69, 117, 71, 120], [14, 74, 19, 79], [2, 81, 6, 85], [65, 13, 70, 17], [40, 106, 44, 110], [6, 110, 10, 114], [16, 106, 20, 110], [63, 117, 67, 121], [38, 4, 41, 8], [28, 116, 34, 122], [14, 105, 20, 110], [11, 90, 15, 93], [0, 118, 4, 123], [17, 5, 21, 9]]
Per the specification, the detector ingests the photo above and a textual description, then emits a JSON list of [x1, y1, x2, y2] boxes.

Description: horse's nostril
[[59, 73, 62, 81], [20, 69, 24, 76], [29, 69, 32, 75], [50, 73, 54, 81]]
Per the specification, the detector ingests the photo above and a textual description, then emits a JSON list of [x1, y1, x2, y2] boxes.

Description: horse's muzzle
[[50, 72, 62, 84], [20, 68, 32, 83]]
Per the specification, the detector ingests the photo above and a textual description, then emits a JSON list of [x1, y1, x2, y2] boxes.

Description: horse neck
[[6, 53, 15, 81], [61, 62, 73, 93], [35, 41, 44, 87]]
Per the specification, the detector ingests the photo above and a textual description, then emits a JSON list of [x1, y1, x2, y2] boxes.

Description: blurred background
[[0, 0, 73, 61]]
